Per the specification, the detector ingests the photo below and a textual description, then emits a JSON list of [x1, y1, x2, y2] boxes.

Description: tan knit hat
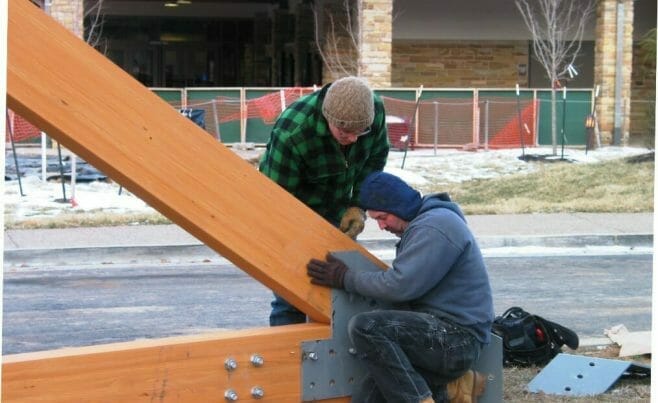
[[322, 76, 375, 132]]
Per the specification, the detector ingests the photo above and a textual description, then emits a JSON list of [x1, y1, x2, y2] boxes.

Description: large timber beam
[[5, 1, 388, 401], [6, 0, 384, 324], [2, 324, 348, 402]]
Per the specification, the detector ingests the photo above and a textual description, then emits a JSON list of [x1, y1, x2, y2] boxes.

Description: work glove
[[339, 207, 366, 239], [307, 254, 349, 289]]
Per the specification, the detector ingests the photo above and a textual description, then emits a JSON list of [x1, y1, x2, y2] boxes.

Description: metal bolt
[[251, 386, 265, 399], [250, 354, 264, 367], [348, 347, 357, 355], [224, 357, 238, 371], [307, 352, 319, 361], [224, 389, 238, 401]]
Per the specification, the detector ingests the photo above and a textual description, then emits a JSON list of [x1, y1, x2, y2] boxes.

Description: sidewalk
[[3, 212, 653, 267]]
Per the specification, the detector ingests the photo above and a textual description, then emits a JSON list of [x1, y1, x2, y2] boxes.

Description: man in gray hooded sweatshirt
[[307, 171, 494, 403]]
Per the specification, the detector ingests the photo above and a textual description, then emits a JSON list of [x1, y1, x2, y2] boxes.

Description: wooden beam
[[2, 324, 349, 402], [6, 0, 386, 324]]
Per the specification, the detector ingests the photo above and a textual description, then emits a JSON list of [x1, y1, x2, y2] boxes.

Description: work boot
[[446, 370, 486, 403]]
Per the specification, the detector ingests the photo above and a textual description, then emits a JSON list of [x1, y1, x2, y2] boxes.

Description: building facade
[[39, 0, 656, 145]]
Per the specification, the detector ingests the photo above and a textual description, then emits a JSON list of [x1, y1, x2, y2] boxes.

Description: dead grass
[[430, 155, 654, 215], [5, 152, 654, 229], [502, 345, 651, 402], [5, 211, 170, 230]]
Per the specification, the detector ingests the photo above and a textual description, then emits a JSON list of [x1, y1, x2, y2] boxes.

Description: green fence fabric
[[152, 87, 594, 147], [537, 90, 592, 146]]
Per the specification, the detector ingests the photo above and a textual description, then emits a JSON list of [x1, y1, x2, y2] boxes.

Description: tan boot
[[419, 397, 435, 403], [446, 370, 486, 403]]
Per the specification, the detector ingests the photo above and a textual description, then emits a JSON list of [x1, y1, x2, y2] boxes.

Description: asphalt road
[[2, 253, 652, 355]]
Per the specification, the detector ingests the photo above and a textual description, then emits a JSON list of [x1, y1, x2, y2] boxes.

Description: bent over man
[[260, 76, 390, 326], [307, 171, 493, 403]]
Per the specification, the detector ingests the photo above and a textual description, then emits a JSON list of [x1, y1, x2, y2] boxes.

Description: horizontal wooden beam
[[6, 0, 386, 325], [2, 324, 349, 402]]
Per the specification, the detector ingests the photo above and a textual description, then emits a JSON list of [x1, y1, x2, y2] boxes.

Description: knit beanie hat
[[358, 171, 422, 221], [322, 76, 375, 132]]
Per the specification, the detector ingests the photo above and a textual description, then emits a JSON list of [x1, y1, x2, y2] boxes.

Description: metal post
[[484, 100, 490, 151], [6, 109, 25, 196], [561, 87, 567, 160], [70, 150, 76, 204], [41, 131, 47, 182], [212, 99, 222, 142], [241, 88, 247, 144], [401, 85, 423, 169], [516, 84, 526, 158], [56, 142, 67, 202], [433, 101, 439, 155]]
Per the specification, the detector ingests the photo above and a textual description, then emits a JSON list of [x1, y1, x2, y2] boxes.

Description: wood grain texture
[[2, 324, 351, 402], [6, 0, 386, 324]]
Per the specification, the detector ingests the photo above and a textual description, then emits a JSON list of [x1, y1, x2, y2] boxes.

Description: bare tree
[[515, 0, 595, 154], [312, 0, 362, 80], [84, 0, 107, 51]]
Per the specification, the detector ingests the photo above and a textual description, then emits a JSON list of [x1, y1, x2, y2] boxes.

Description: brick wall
[[49, 0, 83, 38], [630, 40, 656, 145], [360, 0, 392, 87], [594, 0, 634, 145], [392, 40, 529, 88]]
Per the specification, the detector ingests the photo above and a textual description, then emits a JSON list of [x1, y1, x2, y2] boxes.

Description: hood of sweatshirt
[[416, 192, 466, 222]]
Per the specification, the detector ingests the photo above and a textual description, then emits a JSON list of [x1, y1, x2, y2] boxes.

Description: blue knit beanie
[[358, 171, 422, 221]]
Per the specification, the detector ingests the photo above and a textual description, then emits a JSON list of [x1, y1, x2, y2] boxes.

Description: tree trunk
[[550, 88, 557, 155]]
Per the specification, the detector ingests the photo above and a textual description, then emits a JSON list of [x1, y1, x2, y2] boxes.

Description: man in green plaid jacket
[[260, 76, 390, 326]]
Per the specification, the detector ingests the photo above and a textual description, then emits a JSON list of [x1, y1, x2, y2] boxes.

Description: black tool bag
[[492, 307, 579, 367]]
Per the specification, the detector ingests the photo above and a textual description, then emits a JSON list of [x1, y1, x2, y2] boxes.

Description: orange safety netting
[[381, 96, 419, 149], [486, 99, 537, 149], [418, 98, 474, 148], [6, 109, 41, 142], [183, 88, 317, 141], [207, 97, 241, 124], [245, 87, 316, 124]]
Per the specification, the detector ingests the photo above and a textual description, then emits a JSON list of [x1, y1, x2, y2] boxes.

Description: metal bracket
[[301, 250, 503, 402], [528, 353, 651, 396], [301, 251, 391, 401]]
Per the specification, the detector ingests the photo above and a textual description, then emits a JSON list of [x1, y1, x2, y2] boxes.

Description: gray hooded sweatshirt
[[343, 193, 494, 344]]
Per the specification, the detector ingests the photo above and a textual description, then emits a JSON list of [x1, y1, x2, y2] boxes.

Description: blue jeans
[[348, 310, 482, 403], [269, 293, 306, 326]]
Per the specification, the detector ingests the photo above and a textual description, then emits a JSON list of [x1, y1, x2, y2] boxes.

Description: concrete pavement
[[3, 213, 653, 348], [3, 212, 653, 267]]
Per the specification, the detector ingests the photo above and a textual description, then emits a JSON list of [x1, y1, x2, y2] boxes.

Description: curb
[[360, 233, 653, 251], [4, 244, 220, 268], [4, 234, 653, 268]]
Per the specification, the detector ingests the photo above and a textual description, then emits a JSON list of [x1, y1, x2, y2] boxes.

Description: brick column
[[359, 0, 392, 87], [594, 0, 634, 145], [48, 0, 84, 38]]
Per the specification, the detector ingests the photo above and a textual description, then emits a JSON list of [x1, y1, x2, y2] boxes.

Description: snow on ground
[[3, 146, 651, 222], [385, 146, 650, 187]]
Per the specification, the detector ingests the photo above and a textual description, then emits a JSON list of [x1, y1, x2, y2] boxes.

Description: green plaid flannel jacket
[[259, 83, 390, 226]]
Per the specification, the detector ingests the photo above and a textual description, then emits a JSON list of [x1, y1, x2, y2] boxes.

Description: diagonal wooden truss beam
[[4, 1, 388, 400], [6, 0, 385, 324]]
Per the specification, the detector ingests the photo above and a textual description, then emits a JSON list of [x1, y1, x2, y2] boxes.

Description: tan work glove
[[339, 207, 366, 239]]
